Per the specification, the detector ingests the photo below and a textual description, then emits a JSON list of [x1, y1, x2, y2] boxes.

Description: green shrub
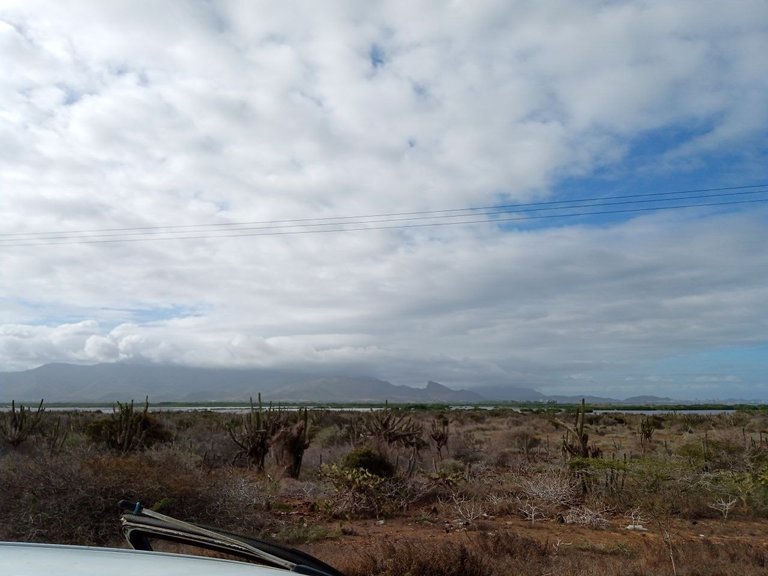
[[320, 464, 388, 518], [342, 446, 395, 477]]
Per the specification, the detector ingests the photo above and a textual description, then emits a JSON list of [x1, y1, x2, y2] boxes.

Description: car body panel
[[0, 542, 289, 576]]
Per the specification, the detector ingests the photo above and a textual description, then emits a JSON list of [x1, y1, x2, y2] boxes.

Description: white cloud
[[0, 1, 766, 397], [1, 211, 765, 394]]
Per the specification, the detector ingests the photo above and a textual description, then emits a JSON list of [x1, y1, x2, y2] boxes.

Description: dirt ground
[[297, 506, 768, 568]]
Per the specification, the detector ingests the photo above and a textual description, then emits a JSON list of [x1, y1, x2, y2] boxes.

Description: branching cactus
[[42, 415, 70, 454], [114, 398, 149, 453], [364, 408, 425, 475], [639, 415, 655, 453], [85, 397, 170, 453], [364, 409, 423, 449], [273, 408, 311, 479], [0, 399, 44, 448], [429, 415, 449, 461], [227, 393, 283, 470], [555, 398, 601, 459]]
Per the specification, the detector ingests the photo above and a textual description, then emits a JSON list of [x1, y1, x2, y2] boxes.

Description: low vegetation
[[2, 400, 768, 574]]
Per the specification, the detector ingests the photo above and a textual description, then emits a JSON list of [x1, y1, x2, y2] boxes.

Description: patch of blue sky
[[655, 346, 768, 376], [411, 81, 429, 99], [491, 124, 768, 232], [588, 345, 768, 401], [644, 346, 768, 400], [106, 64, 149, 87], [56, 83, 82, 106], [108, 62, 130, 77], [7, 299, 202, 329], [369, 44, 386, 69], [7, 298, 87, 326], [99, 305, 203, 325], [595, 122, 766, 193]]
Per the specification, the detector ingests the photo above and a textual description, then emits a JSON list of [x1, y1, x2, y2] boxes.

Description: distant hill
[[545, 394, 618, 404], [0, 363, 284, 402], [0, 362, 688, 405], [0, 363, 487, 403], [470, 384, 546, 402], [623, 395, 677, 404]]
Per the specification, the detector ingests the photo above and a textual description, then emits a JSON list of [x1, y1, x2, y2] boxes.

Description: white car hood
[[1, 542, 288, 576]]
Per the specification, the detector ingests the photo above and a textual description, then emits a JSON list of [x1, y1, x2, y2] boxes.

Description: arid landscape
[[2, 400, 768, 575]]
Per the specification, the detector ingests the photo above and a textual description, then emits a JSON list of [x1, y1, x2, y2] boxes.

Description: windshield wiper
[[118, 500, 344, 576]]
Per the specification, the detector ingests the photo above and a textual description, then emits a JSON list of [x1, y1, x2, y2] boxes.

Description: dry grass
[[3, 405, 768, 574], [318, 531, 768, 576]]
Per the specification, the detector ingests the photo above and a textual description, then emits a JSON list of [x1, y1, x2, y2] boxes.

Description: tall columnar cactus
[[274, 408, 311, 479], [639, 415, 655, 453], [115, 398, 149, 453], [42, 415, 70, 454], [429, 415, 449, 461], [555, 398, 600, 459], [85, 397, 170, 453], [0, 399, 44, 448], [227, 393, 282, 470]]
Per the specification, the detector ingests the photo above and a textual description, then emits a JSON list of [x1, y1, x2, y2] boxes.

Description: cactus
[[0, 399, 44, 448], [364, 409, 424, 449], [429, 415, 450, 461], [227, 393, 282, 470], [42, 415, 70, 454], [85, 397, 170, 453], [639, 415, 655, 452], [273, 408, 311, 478], [555, 399, 600, 459], [115, 398, 149, 453], [364, 408, 426, 476]]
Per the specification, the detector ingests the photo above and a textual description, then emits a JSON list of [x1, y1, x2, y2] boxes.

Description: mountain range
[[0, 362, 674, 404]]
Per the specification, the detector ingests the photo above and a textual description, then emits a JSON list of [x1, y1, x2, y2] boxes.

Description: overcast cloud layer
[[1, 1, 766, 399]]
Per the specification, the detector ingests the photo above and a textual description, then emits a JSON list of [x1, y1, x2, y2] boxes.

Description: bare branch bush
[[564, 503, 612, 529], [708, 496, 738, 520], [624, 507, 648, 530], [520, 471, 577, 508], [215, 472, 271, 520], [438, 491, 486, 527], [516, 497, 546, 524]]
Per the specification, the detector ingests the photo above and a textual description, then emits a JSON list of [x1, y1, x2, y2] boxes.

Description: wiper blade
[[118, 500, 344, 576]]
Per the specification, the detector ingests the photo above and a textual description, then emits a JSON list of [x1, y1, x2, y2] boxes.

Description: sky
[[1, 0, 767, 400]]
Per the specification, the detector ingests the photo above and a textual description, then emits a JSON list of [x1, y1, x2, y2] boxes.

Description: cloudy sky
[[1, 0, 766, 400]]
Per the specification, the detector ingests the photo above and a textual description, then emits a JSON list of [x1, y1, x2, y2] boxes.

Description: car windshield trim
[[118, 501, 344, 576]]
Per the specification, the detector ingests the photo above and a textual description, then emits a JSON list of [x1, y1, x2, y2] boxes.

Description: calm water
[[593, 409, 736, 415], [0, 404, 383, 413], [0, 405, 744, 414]]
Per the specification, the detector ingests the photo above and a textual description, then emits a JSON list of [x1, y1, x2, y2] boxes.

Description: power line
[[0, 190, 764, 245], [2, 183, 766, 240], [2, 196, 765, 248]]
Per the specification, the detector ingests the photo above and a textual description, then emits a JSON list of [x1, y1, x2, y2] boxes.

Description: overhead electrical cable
[[1, 188, 766, 243], [2, 194, 766, 247], [2, 183, 766, 240]]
